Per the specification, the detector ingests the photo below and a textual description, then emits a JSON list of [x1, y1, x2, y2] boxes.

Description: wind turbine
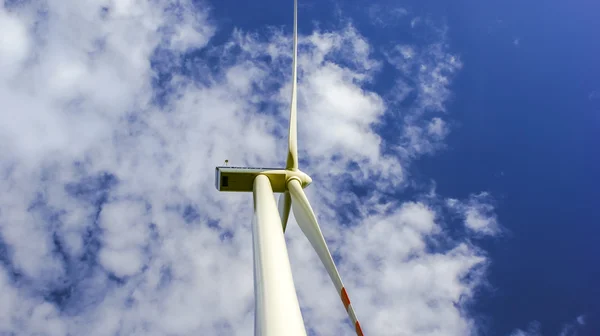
[[215, 0, 363, 335]]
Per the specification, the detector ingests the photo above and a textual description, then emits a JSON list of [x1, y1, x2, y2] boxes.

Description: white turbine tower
[[215, 1, 363, 335]]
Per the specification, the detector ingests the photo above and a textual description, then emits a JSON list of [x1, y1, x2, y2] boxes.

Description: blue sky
[[0, 0, 598, 335], [421, 0, 600, 334]]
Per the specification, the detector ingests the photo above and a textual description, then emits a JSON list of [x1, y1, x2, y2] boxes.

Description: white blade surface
[[278, 191, 292, 231], [287, 179, 364, 336], [286, 0, 299, 170]]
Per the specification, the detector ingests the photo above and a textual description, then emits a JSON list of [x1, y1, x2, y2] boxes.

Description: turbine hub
[[302, 172, 312, 187], [286, 169, 312, 189]]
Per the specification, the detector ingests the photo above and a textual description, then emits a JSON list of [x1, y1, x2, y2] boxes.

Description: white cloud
[[402, 117, 449, 156], [447, 192, 500, 236], [0, 0, 495, 335], [98, 200, 150, 277], [509, 321, 542, 336], [410, 17, 423, 28], [387, 36, 462, 113], [399, 45, 416, 60], [511, 315, 588, 336], [428, 117, 448, 138], [0, 7, 31, 79], [368, 4, 408, 28], [558, 314, 588, 336], [383, 33, 462, 160]]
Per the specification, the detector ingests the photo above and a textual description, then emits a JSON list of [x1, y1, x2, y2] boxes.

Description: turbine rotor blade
[[286, 0, 299, 170], [287, 179, 364, 336], [278, 191, 292, 232]]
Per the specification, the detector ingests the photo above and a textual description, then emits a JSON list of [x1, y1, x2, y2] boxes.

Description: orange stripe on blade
[[355, 321, 364, 336], [340, 287, 351, 311]]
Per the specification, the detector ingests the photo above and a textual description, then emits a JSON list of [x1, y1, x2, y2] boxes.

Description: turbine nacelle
[[215, 166, 312, 192]]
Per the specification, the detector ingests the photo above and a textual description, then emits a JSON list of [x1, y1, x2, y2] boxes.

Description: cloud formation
[[0, 0, 496, 335], [447, 192, 500, 236], [509, 315, 587, 336]]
